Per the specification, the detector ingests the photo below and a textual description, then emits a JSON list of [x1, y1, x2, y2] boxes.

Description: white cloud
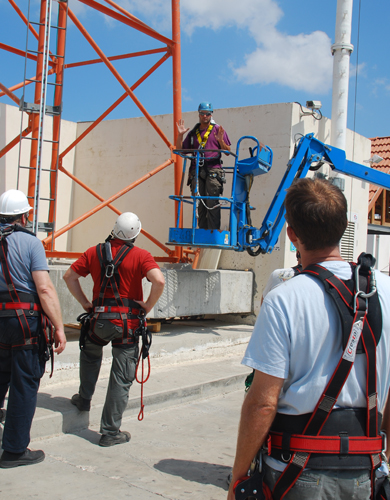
[[87, 0, 334, 94]]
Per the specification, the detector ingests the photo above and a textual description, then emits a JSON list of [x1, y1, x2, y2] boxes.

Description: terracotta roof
[[368, 136, 390, 211]]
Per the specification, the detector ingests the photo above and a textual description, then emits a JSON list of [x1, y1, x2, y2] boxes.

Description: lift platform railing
[[168, 136, 273, 251]]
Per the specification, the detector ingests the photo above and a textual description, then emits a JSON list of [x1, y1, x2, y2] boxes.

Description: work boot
[[0, 408, 6, 423], [71, 393, 91, 411], [0, 449, 45, 468], [99, 431, 131, 447]]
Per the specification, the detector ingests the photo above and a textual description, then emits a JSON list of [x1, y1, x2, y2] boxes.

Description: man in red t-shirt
[[63, 212, 165, 447]]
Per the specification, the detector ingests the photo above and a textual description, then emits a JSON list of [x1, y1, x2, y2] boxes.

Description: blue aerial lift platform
[[168, 133, 390, 256]]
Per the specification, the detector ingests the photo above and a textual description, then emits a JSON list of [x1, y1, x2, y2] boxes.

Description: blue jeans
[[0, 316, 45, 453], [264, 463, 371, 500]]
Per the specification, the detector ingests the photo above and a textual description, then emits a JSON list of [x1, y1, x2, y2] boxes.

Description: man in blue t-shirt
[[228, 178, 390, 500], [0, 189, 66, 469], [176, 102, 231, 230]]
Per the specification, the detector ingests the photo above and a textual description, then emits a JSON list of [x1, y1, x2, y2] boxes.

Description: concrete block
[[50, 264, 254, 323]]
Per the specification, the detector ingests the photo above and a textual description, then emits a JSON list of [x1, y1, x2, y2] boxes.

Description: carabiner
[[105, 263, 115, 278]]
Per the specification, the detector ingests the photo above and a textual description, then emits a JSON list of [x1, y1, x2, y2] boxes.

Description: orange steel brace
[[78, 0, 174, 47], [172, 0, 183, 262], [8, 0, 56, 63], [65, 48, 168, 70], [43, 158, 175, 251], [57, 158, 175, 257], [0, 124, 32, 159], [27, 0, 47, 201], [0, 82, 20, 106], [67, 8, 173, 150], [47, 1, 67, 251], [59, 51, 171, 161], [102, 0, 155, 31], [0, 43, 44, 64], [0, 69, 56, 100]]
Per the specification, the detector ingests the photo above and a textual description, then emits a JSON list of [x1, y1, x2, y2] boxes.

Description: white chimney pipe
[[330, 0, 354, 150]]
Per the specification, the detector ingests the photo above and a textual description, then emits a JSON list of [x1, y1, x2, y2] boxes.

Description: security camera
[[306, 100, 322, 110]]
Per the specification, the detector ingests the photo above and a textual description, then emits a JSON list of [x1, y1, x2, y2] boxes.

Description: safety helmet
[[0, 189, 33, 216], [112, 212, 142, 241], [198, 102, 213, 113]]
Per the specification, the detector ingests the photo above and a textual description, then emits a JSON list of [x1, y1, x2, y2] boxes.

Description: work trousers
[[190, 167, 223, 230], [264, 462, 371, 500], [79, 320, 138, 436], [0, 317, 45, 453]]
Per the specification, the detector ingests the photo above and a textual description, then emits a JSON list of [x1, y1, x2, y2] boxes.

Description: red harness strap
[[269, 433, 384, 455]]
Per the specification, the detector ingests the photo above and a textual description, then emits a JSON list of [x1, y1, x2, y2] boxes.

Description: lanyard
[[196, 123, 214, 149]]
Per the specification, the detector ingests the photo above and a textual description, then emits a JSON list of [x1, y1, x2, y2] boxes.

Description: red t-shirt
[[71, 239, 160, 303]]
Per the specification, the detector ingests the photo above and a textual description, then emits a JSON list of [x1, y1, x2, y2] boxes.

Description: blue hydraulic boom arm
[[253, 133, 390, 255], [168, 133, 390, 257]]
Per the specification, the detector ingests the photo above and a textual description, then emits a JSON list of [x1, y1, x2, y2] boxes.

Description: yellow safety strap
[[196, 123, 214, 149]]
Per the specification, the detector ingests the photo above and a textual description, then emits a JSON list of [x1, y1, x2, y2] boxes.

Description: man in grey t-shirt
[[0, 189, 66, 469]]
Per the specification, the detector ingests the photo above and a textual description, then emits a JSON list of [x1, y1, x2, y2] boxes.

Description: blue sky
[[1, 0, 389, 140]]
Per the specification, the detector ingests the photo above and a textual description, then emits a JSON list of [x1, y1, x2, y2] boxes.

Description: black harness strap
[[0, 225, 35, 347], [271, 255, 381, 500], [0, 224, 54, 374], [90, 240, 136, 346]]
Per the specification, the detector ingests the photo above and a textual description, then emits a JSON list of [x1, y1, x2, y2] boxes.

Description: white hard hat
[[112, 212, 141, 241], [0, 189, 33, 216]]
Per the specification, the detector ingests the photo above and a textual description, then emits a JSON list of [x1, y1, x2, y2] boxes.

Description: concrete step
[[13, 320, 252, 442], [40, 319, 252, 388]]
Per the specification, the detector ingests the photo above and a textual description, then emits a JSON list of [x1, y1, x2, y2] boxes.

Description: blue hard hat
[[198, 102, 213, 113]]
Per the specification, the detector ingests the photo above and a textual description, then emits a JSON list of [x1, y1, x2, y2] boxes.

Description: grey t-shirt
[[0, 225, 49, 295]]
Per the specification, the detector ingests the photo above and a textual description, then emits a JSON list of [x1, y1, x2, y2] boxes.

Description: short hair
[[285, 178, 348, 251], [0, 213, 27, 224]]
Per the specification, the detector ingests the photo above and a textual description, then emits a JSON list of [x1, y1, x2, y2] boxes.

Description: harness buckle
[[105, 263, 115, 278], [381, 431, 387, 454]]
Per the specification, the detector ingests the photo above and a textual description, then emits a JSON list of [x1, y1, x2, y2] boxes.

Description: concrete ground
[[0, 319, 253, 500], [0, 390, 244, 500]]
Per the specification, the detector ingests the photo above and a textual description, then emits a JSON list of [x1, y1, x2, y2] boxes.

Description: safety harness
[[188, 122, 222, 168], [0, 224, 54, 374], [235, 253, 389, 500], [78, 237, 152, 420]]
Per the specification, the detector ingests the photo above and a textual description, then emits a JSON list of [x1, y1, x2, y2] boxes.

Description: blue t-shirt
[[0, 225, 49, 295]]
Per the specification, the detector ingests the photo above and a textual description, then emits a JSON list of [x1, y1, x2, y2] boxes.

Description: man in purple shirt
[[176, 102, 231, 230]]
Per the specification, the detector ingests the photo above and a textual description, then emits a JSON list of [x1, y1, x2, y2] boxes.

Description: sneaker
[[0, 408, 5, 423], [0, 449, 45, 468], [99, 431, 131, 447], [71, 393, 91, 412]]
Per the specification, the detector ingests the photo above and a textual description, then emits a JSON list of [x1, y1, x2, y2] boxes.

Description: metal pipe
[[330, 0, 354, 149], [172, 0, 183, 261], [47, 1, 68, 249]]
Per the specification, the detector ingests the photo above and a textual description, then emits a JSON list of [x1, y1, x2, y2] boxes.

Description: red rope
[[136, 352, 151, 421]]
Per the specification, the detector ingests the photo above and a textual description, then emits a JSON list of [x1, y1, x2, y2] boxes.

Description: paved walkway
[[0, 319, 253, 499], [1, 389, 244, 500]]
